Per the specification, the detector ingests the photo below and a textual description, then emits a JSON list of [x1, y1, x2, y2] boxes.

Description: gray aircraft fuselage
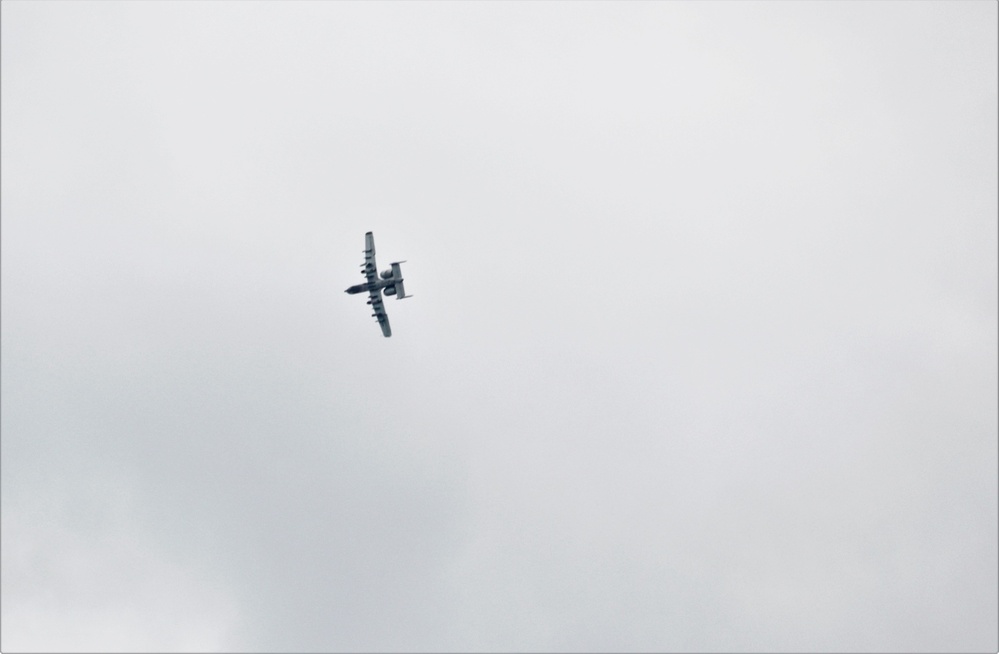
[[345, 278, 394, 295]]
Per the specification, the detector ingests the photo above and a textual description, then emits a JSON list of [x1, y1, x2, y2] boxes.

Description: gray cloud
[[2, 2, 996, 652]]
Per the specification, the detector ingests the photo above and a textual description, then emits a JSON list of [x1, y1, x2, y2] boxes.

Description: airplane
[[344, 231, 411, 337]]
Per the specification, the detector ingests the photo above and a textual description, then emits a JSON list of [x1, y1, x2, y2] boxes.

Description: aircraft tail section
[[390, 262, 412, 299]]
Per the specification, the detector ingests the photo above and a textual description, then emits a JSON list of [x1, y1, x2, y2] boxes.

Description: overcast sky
[[2, 2, 996, 652]]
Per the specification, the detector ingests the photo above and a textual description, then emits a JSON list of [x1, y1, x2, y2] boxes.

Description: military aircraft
[[344, 231, 411, 337]]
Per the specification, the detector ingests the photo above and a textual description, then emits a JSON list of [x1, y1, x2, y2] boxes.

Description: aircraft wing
[[368, 288, 392, 337], [363, 231, 378, 283]]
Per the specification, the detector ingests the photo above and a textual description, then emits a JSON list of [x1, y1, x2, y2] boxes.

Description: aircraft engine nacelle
[[381, 269, 394, 280], [383, 286, 397, 296]]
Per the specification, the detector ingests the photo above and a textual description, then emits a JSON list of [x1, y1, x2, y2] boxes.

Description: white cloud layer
[[2, 2, 996, 652]]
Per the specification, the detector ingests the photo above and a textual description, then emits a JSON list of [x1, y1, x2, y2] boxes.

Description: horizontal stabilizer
[[390, 262, 412, 299]]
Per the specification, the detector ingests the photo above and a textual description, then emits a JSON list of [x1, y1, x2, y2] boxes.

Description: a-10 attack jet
[[345, 231, 411, 337]]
